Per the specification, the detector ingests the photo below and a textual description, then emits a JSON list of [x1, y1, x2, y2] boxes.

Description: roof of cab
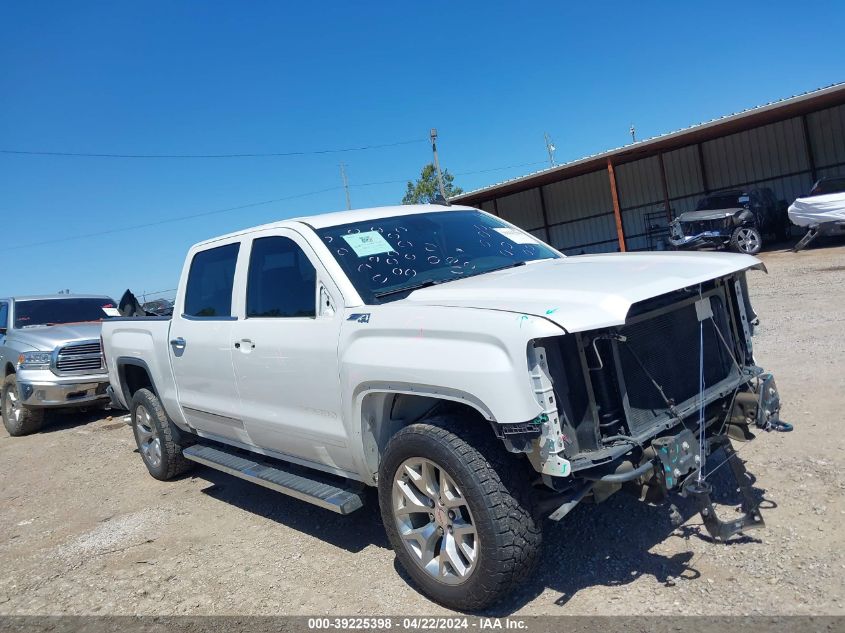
[[194, 203, 478, 247]]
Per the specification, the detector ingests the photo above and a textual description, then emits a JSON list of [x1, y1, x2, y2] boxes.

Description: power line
[[6, 186, 344, 250], [7, 158, 548, 250], [0, 138, 426, 159]]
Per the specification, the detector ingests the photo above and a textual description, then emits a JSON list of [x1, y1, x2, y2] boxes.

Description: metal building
[[452, 83, 845, 254]]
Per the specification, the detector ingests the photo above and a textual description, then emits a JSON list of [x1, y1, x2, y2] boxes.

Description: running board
[[182, 444, 365, 514]]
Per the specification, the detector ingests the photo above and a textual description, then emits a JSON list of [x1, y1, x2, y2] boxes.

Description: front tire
[[130, 388, 194, 480], [378, 416, 542, 611], [1, 374, 44, 436], [731, 226, 763, 254]]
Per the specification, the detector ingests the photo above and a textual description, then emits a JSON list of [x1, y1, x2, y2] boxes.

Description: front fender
[[338, 304, 564, 480], [735, 209, 756, 226]]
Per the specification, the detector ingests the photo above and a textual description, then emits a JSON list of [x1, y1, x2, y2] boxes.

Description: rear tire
[[1, 374, 44, 436], [378, 415, 542, 611], [130, 388, 194, 480], [730, 226, 763, 255]]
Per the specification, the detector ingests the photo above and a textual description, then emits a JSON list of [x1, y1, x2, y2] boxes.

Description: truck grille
[[618, 295, 737, 436], [54, 340, 104, 375]]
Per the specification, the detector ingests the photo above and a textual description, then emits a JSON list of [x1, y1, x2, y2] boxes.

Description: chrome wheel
[[392, 457, 478, 585], [4, 386, 22, 424], [735, 227, 761, 253], [135, 405, 162, 468]]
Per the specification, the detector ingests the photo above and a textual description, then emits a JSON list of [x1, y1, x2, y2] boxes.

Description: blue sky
[[2, 1, 843, 300]]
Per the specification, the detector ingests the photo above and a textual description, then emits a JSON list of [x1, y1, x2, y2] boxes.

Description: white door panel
[[231, 231, 349, 470], [169, 240, 246, 443], [231, 317, 346, 459]]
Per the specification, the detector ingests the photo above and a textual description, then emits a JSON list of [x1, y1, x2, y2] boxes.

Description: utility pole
[[339, 163, 351, 210], [429, 128, 448, 201], [544, 132, 556, 167], [630, 124, 637, 143]]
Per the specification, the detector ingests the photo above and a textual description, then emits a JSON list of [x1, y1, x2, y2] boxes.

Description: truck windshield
[[696, 193, 748, 210], [14, 298, 117, 328], [315, 210, 559, 303]]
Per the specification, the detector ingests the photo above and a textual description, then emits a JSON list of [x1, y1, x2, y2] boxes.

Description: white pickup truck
[[102, 203, 784, 610]]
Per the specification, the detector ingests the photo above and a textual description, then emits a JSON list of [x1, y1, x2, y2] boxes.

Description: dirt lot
[[1, 243, 844, 616]]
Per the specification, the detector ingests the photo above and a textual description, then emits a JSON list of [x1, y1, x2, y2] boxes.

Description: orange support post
[[606, 158, 627, 252]]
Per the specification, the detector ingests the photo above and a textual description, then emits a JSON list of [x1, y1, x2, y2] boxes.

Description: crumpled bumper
[[667, 230, 730, 248]]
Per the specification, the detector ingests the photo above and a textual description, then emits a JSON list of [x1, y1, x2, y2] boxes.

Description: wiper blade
[[374, 278, 446, 299], [459, 260, 527, 281]]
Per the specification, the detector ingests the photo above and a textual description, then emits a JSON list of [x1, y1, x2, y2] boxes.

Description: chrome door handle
[[170, 337, 186, 349]]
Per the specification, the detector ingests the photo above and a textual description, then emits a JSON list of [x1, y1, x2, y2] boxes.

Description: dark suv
[[668, 188, 789, 254]]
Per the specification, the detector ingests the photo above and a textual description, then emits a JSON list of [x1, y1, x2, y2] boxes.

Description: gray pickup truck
[[0, 294, 116, 436]]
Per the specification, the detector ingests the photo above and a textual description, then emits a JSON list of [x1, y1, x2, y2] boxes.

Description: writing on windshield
[[316, 210, 559, 303]]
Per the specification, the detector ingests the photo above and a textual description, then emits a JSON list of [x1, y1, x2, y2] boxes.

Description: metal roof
[[453, 82, 845, 204]]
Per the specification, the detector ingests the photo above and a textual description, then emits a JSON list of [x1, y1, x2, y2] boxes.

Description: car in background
[[668, 188, 789, 255], [787, 175, 845, 250], [0, 295, 118, 436]]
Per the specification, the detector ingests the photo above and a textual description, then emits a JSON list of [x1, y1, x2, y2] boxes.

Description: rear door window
[[184, 243, 240, 318], [0, 302, 7, 331]]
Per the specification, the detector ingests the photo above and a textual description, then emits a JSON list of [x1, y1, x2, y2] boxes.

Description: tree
[[402, 163, 463, 204]]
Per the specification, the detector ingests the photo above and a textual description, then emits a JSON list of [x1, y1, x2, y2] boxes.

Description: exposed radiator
[[618, 295, 736, 436]]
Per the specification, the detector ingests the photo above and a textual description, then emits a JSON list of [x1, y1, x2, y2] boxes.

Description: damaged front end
[[513, 272, 785, 541]]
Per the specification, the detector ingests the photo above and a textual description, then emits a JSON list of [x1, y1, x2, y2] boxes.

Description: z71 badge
[[347, 313, 370, 323]]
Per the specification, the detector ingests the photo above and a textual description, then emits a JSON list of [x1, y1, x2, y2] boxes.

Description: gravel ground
[[1, 242, 843, 616]]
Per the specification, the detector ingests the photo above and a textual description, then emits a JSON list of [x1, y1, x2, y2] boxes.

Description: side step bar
[[182, 444, 365, 515]]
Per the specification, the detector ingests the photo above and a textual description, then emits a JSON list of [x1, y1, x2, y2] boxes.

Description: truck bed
[[101, 317, 180, 418]]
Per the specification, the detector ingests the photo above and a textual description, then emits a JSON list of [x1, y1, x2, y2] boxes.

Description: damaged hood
[[404, 252, 764, 333], [676, 209, 741, 222]]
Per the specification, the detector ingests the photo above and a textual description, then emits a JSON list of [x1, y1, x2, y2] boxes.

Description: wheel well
[[121, 363, 154, 401], [360, 392, 491, 479]]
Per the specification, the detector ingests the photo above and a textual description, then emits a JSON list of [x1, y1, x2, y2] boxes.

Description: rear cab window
[[184, 243, 240, 318]]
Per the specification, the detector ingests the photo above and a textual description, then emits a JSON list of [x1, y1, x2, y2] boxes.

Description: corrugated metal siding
[[616, 156, 663, 209], [494, 188, 545, 230], [528, 227, 550, 243], [548, 214, 619, 254], [817, 164, 845, 179], [622, 203, 668, 251], [807, 103, 845, 170], [542, 170, 613, 223], [663, 145, 704, 199], [615, 157, 668, 251], [479, 200, 496, 214], [701, 118, 808, 189], [541, 170, 618, 253], [466, 103, 845, 254]]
